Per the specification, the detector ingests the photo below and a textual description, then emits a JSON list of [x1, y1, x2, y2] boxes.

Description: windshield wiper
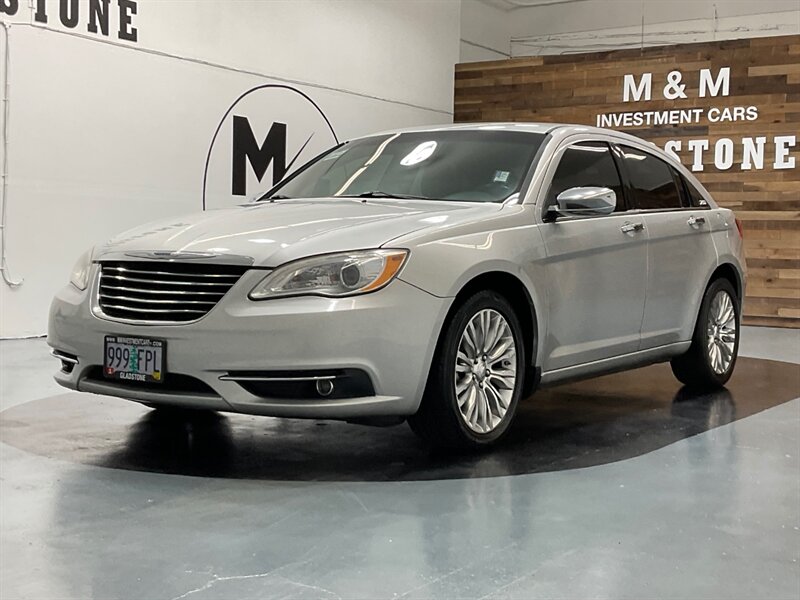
[[339, 191, 430, 200], [256, 194, 292, 202]]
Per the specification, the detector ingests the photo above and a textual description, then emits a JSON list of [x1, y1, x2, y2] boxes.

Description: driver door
[[538, 141, 648, 372]]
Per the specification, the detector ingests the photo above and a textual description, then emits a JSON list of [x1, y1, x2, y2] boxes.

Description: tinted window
[[266, 130, 545, 203], [671, 167, 690, 207], [547, 142, 624, 211], [682, 176, 709, 207], [620, 145, 682, 210]]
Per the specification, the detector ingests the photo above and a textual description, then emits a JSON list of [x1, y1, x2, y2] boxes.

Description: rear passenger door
[[616, 144, 716, 348]]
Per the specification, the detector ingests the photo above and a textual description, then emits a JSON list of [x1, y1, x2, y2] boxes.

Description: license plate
[[104, 336, 165, 384]]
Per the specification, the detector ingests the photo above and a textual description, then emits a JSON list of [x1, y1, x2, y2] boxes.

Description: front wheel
[[408, 290, 526, 450], [671, 278, 740, 389]]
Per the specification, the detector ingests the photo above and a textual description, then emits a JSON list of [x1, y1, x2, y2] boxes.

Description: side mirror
[[548, 187, 617, 218]]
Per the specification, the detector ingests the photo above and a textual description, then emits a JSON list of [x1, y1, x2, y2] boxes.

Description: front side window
[[620, 145, 683, 210], [547, 141, 624, 211], [264, 130, 546, 203]]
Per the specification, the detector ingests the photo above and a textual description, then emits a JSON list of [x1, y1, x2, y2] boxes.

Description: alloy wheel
[[454, 309, 517, 434], [706, 290, 737, 375]]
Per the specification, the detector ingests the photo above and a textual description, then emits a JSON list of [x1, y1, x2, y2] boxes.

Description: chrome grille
[[98, 262, 249, 323]]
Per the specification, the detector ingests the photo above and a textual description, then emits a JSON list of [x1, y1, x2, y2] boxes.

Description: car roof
[[359, 122, 559, 137], [350, 122, 653, 146]]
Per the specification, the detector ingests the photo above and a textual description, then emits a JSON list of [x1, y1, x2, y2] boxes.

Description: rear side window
[[620, 145, 683, 210], [547, 142, 624, 211], [682, 177, 710, 207]]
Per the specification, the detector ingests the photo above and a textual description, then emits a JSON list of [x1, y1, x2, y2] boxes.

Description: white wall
[[508, 0, 800, 55], [0, 0, 461, 336], [460, 0, 800, 60], [460, 0, 509, 62]]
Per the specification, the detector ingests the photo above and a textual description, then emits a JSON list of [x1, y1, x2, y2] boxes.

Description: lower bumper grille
[[221, 369, 376, 400], [97, 261, 249, 323]]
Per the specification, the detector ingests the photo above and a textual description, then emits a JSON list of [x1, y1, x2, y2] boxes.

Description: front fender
[[397, 220, 548, 368]]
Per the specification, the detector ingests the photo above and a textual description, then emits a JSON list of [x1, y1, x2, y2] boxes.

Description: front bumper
[[47, 268, 450, 419]]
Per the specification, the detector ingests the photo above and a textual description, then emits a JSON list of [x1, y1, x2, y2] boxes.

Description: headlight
[[249, 249, 409, 300], [69, 247, 94, 291]]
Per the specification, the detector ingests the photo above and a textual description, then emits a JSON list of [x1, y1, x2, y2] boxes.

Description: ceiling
[[478, 0, 591, 11]]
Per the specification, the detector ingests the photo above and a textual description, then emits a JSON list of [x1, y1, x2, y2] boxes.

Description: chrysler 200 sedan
[[48, 123, 745, 448]]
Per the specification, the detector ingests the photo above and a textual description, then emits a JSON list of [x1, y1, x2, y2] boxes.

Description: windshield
[[263, 129, 546, 203]]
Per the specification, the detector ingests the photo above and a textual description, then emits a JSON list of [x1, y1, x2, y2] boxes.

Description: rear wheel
[[670, 278, 740, 389], [408, 290, 526, 450]]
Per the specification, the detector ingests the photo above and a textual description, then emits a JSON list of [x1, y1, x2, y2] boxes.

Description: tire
[[670, 278, 740, 389], [408, 290, 527, 450]]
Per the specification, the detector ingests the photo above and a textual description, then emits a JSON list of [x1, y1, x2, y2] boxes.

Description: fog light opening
[[51, 350, 78, 374], [316, 379, 334, 397], [224, 369, 375, 400]]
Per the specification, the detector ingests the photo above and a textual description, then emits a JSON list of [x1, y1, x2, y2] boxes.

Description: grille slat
[[101, 304, 209, 315], [103, 266, 241, 279], [99, 293, 218, 306], [101, 284, 226, 296], [98, 261, 249, 323], [102, 274, 235, 287]]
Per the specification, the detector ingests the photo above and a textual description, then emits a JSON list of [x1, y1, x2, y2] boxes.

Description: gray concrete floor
[[1, 327, 799, 600]]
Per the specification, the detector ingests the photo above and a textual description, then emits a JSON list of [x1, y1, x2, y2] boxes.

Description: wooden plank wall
[[454, 34, 800, 329]]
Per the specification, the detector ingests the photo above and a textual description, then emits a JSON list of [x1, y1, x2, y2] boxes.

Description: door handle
[[687, 215, 706, 228], [620, 221, 644, 234]]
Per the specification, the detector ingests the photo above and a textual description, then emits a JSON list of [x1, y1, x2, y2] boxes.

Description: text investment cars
[[49, 124, 746, 448]]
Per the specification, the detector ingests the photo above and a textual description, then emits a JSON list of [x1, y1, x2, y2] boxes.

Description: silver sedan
[[48, 123, 746, 448]]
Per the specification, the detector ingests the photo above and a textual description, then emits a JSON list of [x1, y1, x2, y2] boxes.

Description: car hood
[[96, 198, 504, 266]]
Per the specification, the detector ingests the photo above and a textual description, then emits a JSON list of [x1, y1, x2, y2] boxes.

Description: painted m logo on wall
[[203, 84, 338, 209], [231, 116, 287, 196]]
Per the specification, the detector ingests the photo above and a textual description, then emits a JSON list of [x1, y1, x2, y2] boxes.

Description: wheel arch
[[439, 271, 540, 395], [709, 263, 743, 306], [683, 262, 744, 343]]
